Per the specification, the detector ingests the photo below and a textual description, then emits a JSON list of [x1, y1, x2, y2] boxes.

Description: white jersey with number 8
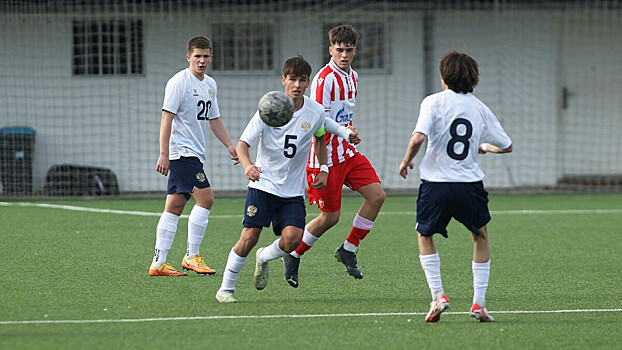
[[414, 89, 512, 182]]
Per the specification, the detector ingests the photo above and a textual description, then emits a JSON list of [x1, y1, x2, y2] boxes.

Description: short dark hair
[[439, 51, 479, 93], [187, 36, 213, 55], [282, 54, 312, 78], [328, 24, 359, 47]]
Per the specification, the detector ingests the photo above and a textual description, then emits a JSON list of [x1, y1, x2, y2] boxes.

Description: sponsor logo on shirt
[[335, 104, 352, 124], [193, 89, 199, 97]]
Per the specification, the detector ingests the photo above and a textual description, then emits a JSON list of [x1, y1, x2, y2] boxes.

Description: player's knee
[[320, 212, 340, 228], [368, 188, 386, 208]]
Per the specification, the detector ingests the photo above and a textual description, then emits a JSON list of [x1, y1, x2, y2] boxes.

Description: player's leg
[[416, 181, 452, 321], [418, 232, 450, 322], [335, 155, 385, 279], [256, 226, 304, 290], [182, 186, 216, 274], [254, 196, 305, 289], [149, 192, 188, 276], [216, 226, 262, 303], [345, 181, 385, 251], [292, 165, 345, 258], [218, 188, 270, 302], [470, 225, 494, 322]]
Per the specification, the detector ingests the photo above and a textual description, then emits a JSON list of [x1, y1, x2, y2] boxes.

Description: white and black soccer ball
[[258, 91, 294, 127]]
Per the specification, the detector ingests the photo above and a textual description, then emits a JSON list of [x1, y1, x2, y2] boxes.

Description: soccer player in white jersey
[[283, 24, 385, 287], [149, 36, 238, 276], [215, 55, 332, 303], [399, 51, 513, 323]]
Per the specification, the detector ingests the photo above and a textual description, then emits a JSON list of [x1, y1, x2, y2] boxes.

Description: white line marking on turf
[[1, 309, 620, 325], [2, 201, 622, 219]]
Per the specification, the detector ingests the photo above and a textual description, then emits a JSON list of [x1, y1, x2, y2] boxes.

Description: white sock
[[343, 241, 358, 252], [219, 248, 247, 292], [186, 205, 210, 258], [259, 238, 286, 262], [472, 260, 491, 307], [291, 228, 320, 258], [419, 252, 444, 300], [152, 212, 179, 266]]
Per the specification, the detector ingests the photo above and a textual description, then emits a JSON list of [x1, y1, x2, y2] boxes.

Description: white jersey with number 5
[[162, 68, 221, 164], [414, 89, 512, 182], [240, 96, 325, 198]]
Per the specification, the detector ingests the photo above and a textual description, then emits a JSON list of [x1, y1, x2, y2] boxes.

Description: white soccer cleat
[[215, 290, 237, 304], [253, 247, 269, 290]]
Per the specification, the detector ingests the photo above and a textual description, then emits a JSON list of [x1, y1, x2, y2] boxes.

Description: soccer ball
[[258, 91, 294, 127]]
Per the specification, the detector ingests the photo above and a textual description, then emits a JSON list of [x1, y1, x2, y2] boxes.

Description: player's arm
[[311, 126, 328, 189], [156, 110, 175, 176], [236, 140, 261, 182], [324, 117, 361, 144], [399, 131, 427, 179], [479, 143, 513, 154], [208, 118, 239, 164]]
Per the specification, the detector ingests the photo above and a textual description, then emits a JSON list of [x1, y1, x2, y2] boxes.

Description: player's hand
[[156, 156, 170, 176], [228, 145, 240, 165], [245, 164, 262, 182], [399, 160, 415, 179], [311, 171, 328, 189], [347, 126, 361, 145], [478, 143, 488, 154]]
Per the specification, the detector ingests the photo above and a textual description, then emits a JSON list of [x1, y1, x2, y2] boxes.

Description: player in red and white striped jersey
[[283, 25, 386, 287]]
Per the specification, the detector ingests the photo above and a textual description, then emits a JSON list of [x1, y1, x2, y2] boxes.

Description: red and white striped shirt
[[308, 59, 359, 168]]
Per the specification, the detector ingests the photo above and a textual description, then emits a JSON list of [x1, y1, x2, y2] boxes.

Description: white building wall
[[1, 7, 619, 194]]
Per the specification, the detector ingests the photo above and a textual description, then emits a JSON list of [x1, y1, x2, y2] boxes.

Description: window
[[323, 22, 386, 70], [211, 23, 275, 71], [73, 19, 144, 76]]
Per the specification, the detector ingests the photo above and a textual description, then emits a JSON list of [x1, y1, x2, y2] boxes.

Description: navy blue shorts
[[243, 188, 306, 236], [415, 181, 490, 237], [167, 157, 211, 200]]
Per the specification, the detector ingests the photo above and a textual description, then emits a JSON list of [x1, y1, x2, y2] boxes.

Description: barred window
[[323, 22, 386, 71], [211, 23, 275, 71], [72, 19, 144, 76]]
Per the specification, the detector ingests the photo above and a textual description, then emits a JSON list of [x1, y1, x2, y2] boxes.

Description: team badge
[[301, 122, 311, 133], [318, 199, 325, 209], [246, 205, 258, 217], [196, 172, 206, 182], [208, 89, 214, 98], [318, 77, 324, 85]]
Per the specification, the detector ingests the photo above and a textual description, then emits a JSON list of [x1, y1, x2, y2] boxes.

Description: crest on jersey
[[301, 122, 311, 133], [208, 89, 214, 98], [246, 205, 258, 217], [196, 172, 206, 182], [318, 77, 324, 86]]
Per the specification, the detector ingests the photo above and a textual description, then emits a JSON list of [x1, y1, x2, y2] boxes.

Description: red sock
[[346, 226, 370, 247], [294, 241, 312, 256]]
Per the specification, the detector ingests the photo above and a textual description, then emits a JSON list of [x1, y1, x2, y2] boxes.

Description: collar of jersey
[[329, 59, 352, 77]]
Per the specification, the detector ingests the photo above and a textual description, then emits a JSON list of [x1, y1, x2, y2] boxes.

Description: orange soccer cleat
[[182, 255, 216, 275], [149, 261, 188, 276]]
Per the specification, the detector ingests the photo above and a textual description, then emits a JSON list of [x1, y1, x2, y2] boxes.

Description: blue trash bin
[[0, 126, 36, 195]]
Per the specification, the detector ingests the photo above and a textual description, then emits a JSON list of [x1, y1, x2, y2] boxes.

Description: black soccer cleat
[[283, 254, 300, 288], [334, 244, 363, 279]]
